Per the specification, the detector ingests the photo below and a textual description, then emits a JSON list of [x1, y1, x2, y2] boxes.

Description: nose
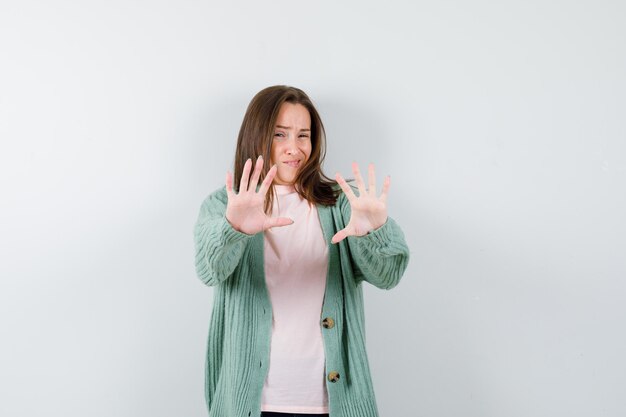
[[284, 137, 299, 155]]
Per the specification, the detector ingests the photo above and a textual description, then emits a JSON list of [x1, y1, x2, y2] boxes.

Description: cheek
[[302, 143, 312, 158]]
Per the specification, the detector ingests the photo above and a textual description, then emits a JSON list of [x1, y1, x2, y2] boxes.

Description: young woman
[[194, 85, 410, 417]]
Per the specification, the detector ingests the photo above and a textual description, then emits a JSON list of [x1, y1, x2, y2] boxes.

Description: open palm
[[225, 156, 293, 235], [332, 162, 390, 244]]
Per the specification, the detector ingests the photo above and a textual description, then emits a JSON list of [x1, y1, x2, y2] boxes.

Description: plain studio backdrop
[[1, 1, 625, 416]]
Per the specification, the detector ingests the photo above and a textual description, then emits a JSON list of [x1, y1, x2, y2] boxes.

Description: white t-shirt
[[260, 184, 330, 414]]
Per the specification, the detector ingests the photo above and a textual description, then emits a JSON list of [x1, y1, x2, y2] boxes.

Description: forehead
[[275, 102, 311, 127]]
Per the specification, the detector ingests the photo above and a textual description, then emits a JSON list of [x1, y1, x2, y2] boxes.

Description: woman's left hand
[[332, 162, 390, 244]]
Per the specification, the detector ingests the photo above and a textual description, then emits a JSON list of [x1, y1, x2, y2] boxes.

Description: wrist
[[225, 215, 245, 234], [369, 217, 388, 233]]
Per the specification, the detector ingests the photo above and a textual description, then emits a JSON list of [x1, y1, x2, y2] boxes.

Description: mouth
[[283, 159, 301, 168]]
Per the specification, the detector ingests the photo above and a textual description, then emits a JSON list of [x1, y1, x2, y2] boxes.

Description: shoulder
[[329, 182, 357, 216], [208, 185, 227, 201], [198, 185, 228, 215]]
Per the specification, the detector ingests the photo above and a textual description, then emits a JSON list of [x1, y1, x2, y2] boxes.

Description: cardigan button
[[328, 371, 340, 383], [322, 317, 335, 329]]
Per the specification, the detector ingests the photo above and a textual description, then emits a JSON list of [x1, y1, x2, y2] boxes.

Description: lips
[[283, 160, 301, 168]]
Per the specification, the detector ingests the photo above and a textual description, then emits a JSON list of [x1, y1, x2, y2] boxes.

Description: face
[[270, 102, 312, 185]]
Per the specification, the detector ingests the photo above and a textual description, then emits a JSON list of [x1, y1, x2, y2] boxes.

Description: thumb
[[264, 217, 294, 230], [331, 228, 349, 244]]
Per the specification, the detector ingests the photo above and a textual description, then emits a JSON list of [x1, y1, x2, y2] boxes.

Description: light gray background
[[1, 1, 624, 416]]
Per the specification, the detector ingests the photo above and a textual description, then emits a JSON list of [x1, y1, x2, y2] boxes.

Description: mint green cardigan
[[193, 185, 410, 417]]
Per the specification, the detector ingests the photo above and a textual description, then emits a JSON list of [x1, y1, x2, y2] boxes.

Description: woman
[[194, 85, 410, 417]]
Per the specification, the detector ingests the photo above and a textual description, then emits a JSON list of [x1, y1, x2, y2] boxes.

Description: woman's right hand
[[225, 156, 294, 235]]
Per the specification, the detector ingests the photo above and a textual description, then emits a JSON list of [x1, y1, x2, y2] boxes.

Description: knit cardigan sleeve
[[339, 190, 410, 290], [194, 186, 253, 287]]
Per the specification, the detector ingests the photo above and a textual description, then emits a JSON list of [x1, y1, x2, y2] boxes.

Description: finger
[[380, 175, 391, 204], [258, 164, 277, 196], [239, 158, 252, 192], [248, 155, 264, 192], [352, 161, 367, 196], [336, 172, 357, 202], [264, 217, 294, 230], [225, 171, 235, 199], [331, 228, 349, 244], [368, 162, 376, 196]]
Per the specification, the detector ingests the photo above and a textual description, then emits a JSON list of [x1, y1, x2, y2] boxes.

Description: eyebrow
[[275, 125, 311, 132]]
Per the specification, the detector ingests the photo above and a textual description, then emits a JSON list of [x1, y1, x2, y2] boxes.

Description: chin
[[277, 178, 296, 185], [276, 172, 297, 185]]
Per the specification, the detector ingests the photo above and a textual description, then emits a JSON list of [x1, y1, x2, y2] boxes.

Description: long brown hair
[[233, 85, 339, 212]]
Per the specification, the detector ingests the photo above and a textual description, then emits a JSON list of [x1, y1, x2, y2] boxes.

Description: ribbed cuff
[[219, 216, 254, 244], [352, 217, 395, 247]]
